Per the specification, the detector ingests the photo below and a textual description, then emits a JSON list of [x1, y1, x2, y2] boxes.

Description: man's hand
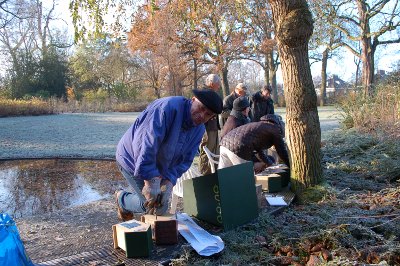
[[142, 176, 162, 211], [155, 179, 174, 215], [254, 162, 266, 174]]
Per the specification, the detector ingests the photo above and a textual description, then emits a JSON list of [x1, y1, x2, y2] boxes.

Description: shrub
[[337, 80, 400, 137], [0, 98, 54, 117], [81, 89, 109, 103]]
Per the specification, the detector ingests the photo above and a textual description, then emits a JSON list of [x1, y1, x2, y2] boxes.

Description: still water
[[0, 160, 124, 219]]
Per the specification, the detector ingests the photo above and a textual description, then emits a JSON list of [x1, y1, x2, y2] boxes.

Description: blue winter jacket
[[116, 96, 205, 185]]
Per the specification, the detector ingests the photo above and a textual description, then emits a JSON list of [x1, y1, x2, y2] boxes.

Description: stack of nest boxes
[[112, 214, 178, 258], [111, 162, 287, 258], [112, 220, 153, 257], [255, 164, 290, 192]]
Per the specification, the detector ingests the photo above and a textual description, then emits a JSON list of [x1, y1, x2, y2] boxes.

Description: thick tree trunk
[[360, 39, 374, 96], [320, 49, 328, 106], [268, 0, 322, 193]]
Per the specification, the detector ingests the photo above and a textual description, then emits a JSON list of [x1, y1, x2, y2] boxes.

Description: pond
[[0, 160, 125, 219]]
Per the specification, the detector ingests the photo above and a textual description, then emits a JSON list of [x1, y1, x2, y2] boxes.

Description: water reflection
[[0, 160, 124, 218]]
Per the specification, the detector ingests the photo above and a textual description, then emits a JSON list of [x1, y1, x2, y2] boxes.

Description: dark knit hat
[[233, 96, 250, 111], [192, 89, 223, 114]]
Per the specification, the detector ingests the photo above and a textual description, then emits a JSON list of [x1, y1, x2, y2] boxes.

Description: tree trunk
[[219, 67, 229, 97], [320, 48, 328, 106], [264, 56, 270, 87], [357, 1, 374, 96], [354, 56, 361, 89], [193, 58, 198, 90], [270, 71, 278, 105], [268, 0, 322, 193], [268, 51, 279, 104]]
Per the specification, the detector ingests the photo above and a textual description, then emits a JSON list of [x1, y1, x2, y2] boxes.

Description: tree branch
[[368, 0, 390, 18]]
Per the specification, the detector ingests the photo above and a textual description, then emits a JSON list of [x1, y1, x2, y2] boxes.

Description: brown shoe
[[115, 190, 134, 221]]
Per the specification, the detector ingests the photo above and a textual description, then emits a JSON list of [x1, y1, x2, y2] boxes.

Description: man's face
[[236, 89, 247, 97], [209, 82, 221, 92], [262, 90, 271, 99], [190, 97, 215, 125]]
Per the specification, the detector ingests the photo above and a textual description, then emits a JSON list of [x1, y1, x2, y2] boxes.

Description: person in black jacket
[[220, 83, 248, 127], [220, 96, 251, 139], [251, 85, 274, 122], [219, 114, 289, 173]]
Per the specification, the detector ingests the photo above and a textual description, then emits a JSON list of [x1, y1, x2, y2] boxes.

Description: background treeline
[[0, 0, 399, 121]]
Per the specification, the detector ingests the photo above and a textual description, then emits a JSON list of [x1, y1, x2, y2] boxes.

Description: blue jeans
[[116, 163, 146, 213]]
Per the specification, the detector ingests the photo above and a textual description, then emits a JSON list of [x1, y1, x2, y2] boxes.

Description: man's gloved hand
[[155, 179, 174, 215], [142, 176, 162, 211]]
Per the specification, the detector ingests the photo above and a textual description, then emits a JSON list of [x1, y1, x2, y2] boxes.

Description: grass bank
[[0, 97, 149, 117]]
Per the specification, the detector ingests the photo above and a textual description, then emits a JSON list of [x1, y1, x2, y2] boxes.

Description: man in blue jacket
[[115, 89, 223, 220]]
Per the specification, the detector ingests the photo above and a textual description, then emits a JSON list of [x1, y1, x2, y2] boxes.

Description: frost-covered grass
[[171, 130, 400, 265]]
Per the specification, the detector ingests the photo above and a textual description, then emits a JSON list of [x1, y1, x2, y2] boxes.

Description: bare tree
[[310, 0, 343, 106], [241, 0, 281, 103], [0, 0, 36, 75], [0, 0, 30, 29], [0, 0, 70, 70], [320, 0, 400, 96]]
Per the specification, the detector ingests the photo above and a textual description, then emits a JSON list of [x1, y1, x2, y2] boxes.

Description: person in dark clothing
[[199, 74, 222, 174], [220, 96, 251, 139], [220, 83, 248, 127], [218, 114, 289, 173], [251, 85, 274, 122]]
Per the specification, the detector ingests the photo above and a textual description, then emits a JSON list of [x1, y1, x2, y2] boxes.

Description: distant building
[[375, 69, 387, 82], [315, 74, 348, 98]]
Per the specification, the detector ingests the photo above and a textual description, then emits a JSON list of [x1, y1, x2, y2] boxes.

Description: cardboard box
[[183, 162, 259, 230], [257, 165, 290, 189], [255, 173, 282, 192], [112, 220, 153, 258], [141, 214, 178, 245]]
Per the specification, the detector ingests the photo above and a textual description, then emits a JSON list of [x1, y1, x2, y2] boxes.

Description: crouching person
[[115, 89, 223, 221], [218, 114, 289, 174]]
